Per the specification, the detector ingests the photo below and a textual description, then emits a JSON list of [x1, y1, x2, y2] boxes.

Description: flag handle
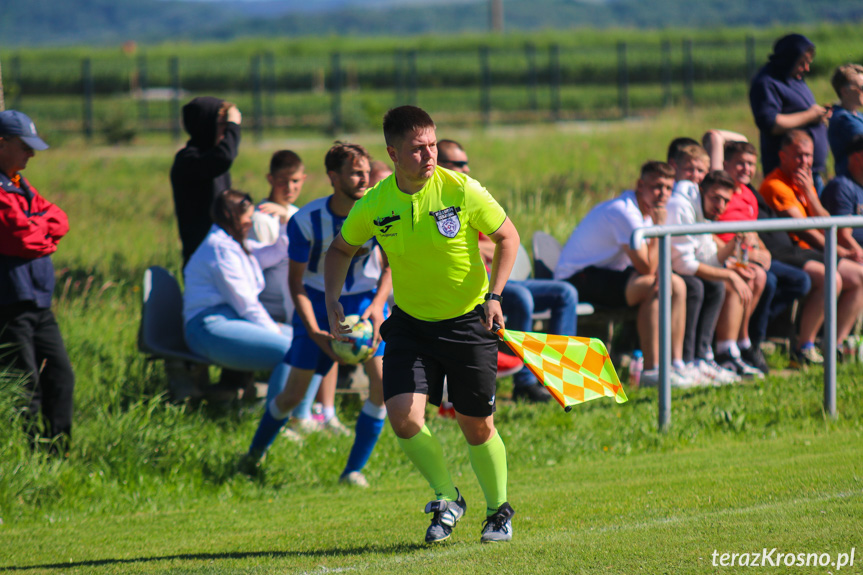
[[492, 323, 572, 412]]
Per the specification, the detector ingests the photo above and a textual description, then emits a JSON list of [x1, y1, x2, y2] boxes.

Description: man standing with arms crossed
[[0, 110, 75, 453], [325, 106, 520, 544]]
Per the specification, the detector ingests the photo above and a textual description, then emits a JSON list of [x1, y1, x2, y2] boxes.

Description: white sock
[[268, 397, 290, 420], [361, 399, 387, 420], [322, 405, 336, 422], [716, 340, 741, 358], [738, 338, 752, 350]]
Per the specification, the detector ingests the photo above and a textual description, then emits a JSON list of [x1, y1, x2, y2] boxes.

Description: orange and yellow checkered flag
[[497, 328, 627, 411]]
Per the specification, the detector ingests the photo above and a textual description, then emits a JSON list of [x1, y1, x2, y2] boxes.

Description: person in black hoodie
[[171, 97, 242, 267], [749, 34, 832, 193]]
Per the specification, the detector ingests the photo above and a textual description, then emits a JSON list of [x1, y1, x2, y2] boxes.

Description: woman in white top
[[183, 190, 292, 390]]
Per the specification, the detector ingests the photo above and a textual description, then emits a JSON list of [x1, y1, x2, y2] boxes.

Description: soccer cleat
[[237, 451, 265, 477], [715, 352, 765, 379], [339, 471, 369, 488], [480, 502, 515, 543], [511, 383, 552, 403], [323, 416, 352, 437], [790, 345, 824, 369], [289, 417, 321, 435], [740, 346, 770, 375], [424, 488, 466, 543]]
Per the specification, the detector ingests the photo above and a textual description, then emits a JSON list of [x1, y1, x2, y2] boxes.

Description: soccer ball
[[331, 314, 375, 364]]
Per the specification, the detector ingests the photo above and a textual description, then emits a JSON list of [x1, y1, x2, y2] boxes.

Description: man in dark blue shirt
[[822, 135, 863, 247], [750, 34, 832, 193]]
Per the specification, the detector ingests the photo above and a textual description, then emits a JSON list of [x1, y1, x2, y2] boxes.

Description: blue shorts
[[285, 286, 386, 374]]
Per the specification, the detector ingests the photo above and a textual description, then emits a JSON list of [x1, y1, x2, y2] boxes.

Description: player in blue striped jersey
[[244, 142, 391, 487]]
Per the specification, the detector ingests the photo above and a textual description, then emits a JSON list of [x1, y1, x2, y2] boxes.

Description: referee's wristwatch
[[484, 292, 503, 303]]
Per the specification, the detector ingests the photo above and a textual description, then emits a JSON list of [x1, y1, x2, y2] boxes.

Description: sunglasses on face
[[441, 160, 469, 168]]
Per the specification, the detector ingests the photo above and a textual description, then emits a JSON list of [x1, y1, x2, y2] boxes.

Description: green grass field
[[1, 101, 862, 573]]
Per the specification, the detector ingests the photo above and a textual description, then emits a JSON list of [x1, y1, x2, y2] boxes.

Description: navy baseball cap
[[0, 110, 49, 151]]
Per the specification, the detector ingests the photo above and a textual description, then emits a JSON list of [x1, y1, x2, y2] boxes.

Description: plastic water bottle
[[630, 350, 643, 387]]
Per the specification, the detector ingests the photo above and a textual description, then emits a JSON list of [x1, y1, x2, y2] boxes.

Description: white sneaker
[[289, 417, 321, 435], [695, 359, 740, 385], [639, 367, 698, 388], [279, 426, 304, 443], [323, 416, 352, 437], [339, 471, 370, 488]]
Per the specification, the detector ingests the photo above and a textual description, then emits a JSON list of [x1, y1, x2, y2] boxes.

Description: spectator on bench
[[666, 164, 764, 380], [828, 64, 863, 178], [555, 161, 694, 388], [182, 190, 294, 404], [823, 135, 863, 249], [438, 139, 579, 404], [760, 130, 863, 365], [717, 141, 812, 373]]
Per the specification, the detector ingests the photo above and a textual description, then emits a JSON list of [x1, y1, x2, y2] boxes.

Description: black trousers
[[681, 275, 726, 363], [0, 302, 75, 440]]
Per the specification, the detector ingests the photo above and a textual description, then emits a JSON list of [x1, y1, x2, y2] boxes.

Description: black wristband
[[484, 292, 503, 303]]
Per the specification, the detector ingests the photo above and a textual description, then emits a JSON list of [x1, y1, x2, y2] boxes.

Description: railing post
[[137, 54, 148, 129], [330, 52, 342, 135], [617, 41, 629, 118], [745, 35, 756, 85], [549, 44, 560, 121], [251, 54, 263, 141], [82, 58, 93, 140], [170, 56, 181, 140], [661, 40, 672, 107], [407, 50, 418, 106], [525, 43, 538, 111], [824, 225, 838, 418], [658, 235, 672, 431], [480, 46, 491, 126]]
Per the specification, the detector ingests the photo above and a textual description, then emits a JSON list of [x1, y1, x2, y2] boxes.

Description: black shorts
[[379, 305, 498, 417], [773, 247, 824, 269], [566, 266, 637, 308]]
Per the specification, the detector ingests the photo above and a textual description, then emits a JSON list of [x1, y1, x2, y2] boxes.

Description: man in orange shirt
[[760, 129, 863, 363]]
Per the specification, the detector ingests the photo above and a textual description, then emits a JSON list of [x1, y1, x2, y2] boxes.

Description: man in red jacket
[[0, 110, 75, 452]]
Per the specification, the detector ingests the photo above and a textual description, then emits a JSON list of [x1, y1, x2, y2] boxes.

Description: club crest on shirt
[[430, 206, 461, 238]]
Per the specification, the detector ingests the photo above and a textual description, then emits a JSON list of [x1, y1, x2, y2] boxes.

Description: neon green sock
[[468, 431, 508, 516], [396, 425, 458, 501]]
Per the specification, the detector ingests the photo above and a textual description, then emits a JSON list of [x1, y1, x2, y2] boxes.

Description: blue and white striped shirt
[[288, 195, 381, 295]]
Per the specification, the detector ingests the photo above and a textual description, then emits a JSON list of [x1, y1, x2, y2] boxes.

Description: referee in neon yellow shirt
[[325, 106, 521, 544]]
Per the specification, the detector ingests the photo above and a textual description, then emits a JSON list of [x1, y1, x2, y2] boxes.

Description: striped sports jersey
[[288, 195, 381, 295]]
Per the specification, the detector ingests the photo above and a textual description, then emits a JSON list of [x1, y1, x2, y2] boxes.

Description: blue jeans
[[749, 261, 812, 346], [185, 304, 293, 371], [502, 279, 578, 387]]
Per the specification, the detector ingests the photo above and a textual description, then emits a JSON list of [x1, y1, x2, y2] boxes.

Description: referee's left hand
[[484, 300, 504, 333]]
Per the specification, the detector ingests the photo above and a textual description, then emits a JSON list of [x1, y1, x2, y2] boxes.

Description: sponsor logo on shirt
[[374, 212, 400, 236]]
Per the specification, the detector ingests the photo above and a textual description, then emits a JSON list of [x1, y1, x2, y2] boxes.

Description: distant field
[[3, 22, 863, 137]]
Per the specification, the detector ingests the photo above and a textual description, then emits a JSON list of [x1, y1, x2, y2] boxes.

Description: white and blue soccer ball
[[331, 314, 375, 364]]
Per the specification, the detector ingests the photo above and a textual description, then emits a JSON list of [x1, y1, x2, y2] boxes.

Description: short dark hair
[[269, 150, 303, 175], [724, 141, 758, 161], [700, 170, 737, 195], [324, 141, 370, 173], [211, 189, 254, 252], [437, 139, 464, 162], [383, 105, 435, 147], [780, 129, 812, 150], [640, 160, 676, 180], [846, 134, 863, 157], [667, 137, 699, 163]]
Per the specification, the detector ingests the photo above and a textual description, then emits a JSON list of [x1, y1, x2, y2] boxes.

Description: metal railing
[[630, 215, 863, 431]]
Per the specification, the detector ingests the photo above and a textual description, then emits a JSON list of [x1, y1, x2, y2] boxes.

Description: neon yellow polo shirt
[[341, 167, 506, 321]]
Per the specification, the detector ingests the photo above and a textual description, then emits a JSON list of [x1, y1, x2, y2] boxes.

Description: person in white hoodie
[[666, 167, 766, 380]]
